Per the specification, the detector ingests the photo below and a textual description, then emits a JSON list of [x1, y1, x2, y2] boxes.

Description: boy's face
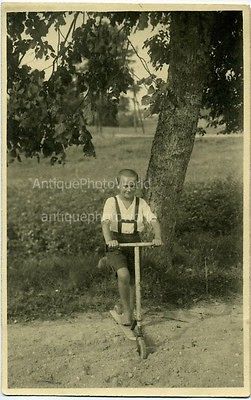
[[118, 175, 137, 200]]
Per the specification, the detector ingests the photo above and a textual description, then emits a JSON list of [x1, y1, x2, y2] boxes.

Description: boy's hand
[[152, 238, 162, 247], [107, 240, 119, 248]]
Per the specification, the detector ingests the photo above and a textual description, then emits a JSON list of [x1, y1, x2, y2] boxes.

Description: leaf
[[50, 156, 58, 165], [144, 76, 154, 86], [56, 14, 66, 27], [55, 122, 66, 136], [29, 84, 39, 96], [36, 48, 44, 59], [143, 107, 152, 118], [19, 117, 31, 128], [47, 44, 55, 52], [148, 85, 155, 95], [82, 105, 93, 125], [137, 13, 149, 31], [30, 40, 36, 49], [141, 95, 151, 106], [196, 127, 206, 136], [37, 20, 48, 37]]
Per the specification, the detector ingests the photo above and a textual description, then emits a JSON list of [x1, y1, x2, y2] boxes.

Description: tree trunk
[[145, 13, 212, 266]]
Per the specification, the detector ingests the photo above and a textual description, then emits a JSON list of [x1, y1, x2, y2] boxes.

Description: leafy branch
[[43, 12, 80, 76]]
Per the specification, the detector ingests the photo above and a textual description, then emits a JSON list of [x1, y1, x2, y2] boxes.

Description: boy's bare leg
[[97, 256, 108, 269], [117, 267, 132, 325]]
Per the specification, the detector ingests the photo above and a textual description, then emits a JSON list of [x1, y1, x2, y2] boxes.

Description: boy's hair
[[116, 169, 139, 185]]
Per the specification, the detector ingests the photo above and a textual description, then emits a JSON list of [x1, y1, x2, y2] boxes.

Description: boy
[[101, 169, 162, 326]]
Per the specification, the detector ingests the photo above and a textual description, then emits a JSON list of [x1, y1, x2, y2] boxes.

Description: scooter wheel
[[137, 337, 147, 359]]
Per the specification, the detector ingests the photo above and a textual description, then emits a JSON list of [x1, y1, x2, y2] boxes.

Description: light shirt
[[101, 195, 157, 234]]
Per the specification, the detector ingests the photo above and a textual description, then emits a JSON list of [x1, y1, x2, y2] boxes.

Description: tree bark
[[145, 13, 212, 266]]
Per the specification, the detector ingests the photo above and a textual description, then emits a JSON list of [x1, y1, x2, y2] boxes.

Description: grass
[[7, 128, 243, 321], [7, 133, 243, 187]]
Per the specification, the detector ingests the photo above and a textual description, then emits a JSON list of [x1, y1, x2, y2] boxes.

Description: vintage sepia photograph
[[2, 3, 250, 397]]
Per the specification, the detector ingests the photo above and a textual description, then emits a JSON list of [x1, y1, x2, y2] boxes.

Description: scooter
[[110, 242, 155, 359]]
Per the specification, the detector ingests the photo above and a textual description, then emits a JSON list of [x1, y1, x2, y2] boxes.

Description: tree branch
[[43, 12, 80, 77], [56, 28, 60, 69], [18, 53, 26, 66], [127, 37, 153, 78], [71, 83, 90, 114], [58, 27, 66, 41], [129, 68, 148, 91]]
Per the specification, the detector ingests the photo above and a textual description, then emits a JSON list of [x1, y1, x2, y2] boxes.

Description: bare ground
[[7, 298, 243, 389]]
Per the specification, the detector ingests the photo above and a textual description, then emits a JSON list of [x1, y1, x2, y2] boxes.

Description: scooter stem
[[134, 246, 142, 327]]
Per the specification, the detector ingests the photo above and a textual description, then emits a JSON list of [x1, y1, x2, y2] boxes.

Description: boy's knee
[[117, 268, 130, 284]]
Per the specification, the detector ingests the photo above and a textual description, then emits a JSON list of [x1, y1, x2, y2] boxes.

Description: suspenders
[[114, 196, 139, 234]]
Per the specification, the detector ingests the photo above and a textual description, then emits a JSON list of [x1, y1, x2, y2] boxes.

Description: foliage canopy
[[7, 11, 243, 163]]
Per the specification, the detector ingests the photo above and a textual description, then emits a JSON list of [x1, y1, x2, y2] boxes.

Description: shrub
[[7, 187, 114, 257], [142, 249, 242, 307], [177, 179, 242, 236]]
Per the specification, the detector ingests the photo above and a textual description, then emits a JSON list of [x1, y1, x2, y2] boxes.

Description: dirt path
[[7, 298, 243, 389]]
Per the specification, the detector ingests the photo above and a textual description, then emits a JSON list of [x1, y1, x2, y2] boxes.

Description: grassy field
[[7, 132, 243, 185], [7, 132, 243, 321]]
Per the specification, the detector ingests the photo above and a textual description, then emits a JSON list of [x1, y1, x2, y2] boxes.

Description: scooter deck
[[110, 310, 136, 341]]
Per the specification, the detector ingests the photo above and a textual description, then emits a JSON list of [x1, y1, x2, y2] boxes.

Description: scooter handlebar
[[118, 242, 159, 248]]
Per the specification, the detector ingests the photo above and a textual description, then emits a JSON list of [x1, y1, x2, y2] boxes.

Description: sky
[[20, 12, 168, 104]]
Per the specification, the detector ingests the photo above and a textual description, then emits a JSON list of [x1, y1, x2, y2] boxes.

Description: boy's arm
[[101, 220, 118, 248], [150, 219, 162, 246]]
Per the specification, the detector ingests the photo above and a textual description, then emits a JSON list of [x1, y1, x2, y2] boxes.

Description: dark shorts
[[106, 232, 141, 283]]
